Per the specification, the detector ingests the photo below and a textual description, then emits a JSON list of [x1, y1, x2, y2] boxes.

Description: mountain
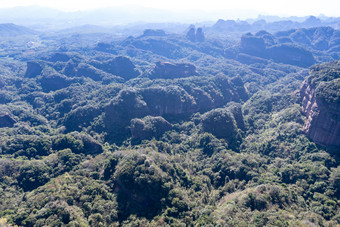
[[0, 23, 37, 36], [209, 16, 340, 36], [0, 20, 339, 227], [300, 60, 340, 147]]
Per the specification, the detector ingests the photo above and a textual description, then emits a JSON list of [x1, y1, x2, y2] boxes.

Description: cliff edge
[[300, 60, 340, 147]]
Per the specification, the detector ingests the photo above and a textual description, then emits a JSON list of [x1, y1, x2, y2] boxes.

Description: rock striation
[[300, 60, 340, 147]]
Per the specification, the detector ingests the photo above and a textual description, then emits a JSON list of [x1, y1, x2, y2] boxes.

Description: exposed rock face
[[266, 44, 315, 67], [186, 27, 196, 42], [97, 74, 247, 144], [38, 68, 80, 92], [149, 61, 199, 79], [0, 112, 16, 127], [24, 61, 44, 78], [24, 55, 138, 84], [240, 34, 266, 56], [61, 60, 123, 83], [186, 26, 205, 42], [300, 61, 340, 147], [104, 89, 149, 142], [196, 28, 205, 42], [90, 56, 140, 80], [239, 31, 317, 67], [140, 86, 197, 115], [62, 60, 77, 77]]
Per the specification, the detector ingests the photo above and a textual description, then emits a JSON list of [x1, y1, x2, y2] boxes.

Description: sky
[[0, 0, 339, 18], [0, 0, 340, 23]]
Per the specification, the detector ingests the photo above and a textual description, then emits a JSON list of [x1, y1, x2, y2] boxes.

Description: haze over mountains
[[0, 3, 339, 226], [0, 6, 257, 27], [0, 6, 339, 32]]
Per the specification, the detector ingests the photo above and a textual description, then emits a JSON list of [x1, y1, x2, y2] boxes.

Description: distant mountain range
[[208, 16, 340, 35], [0, 23, 37, 36], [0, 6, 339, 32], [0, 6, 340, 40]]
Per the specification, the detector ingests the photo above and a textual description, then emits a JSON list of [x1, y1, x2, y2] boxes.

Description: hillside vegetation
[[0, 22, 339, 226]]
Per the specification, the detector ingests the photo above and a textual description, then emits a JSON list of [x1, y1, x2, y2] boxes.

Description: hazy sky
[[0, 0, 339, 17]]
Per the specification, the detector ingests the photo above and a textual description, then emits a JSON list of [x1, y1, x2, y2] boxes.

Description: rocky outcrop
[[196, 28, 205, 42], [266, 44, 315, 67], [38, 68, 80, 92], [186, 26, 196, 42], [0, 112, 16, 127], [98, 74, 247, 144], [140, 86, 197, 115], [77, 63, 111, 81], [240, 33, 266, 56], [186, 26, 205, 42], [130, 116, 172, 142], [24, 61, 45, 78], [239, 31, 317, 67], [61, 60, 77, 77], [104, 89, 149, 142], [200, 103, 244, 149], [149, 61, 199, 79], [300, 61, 340, 147], [25, 55, 137, 83], [90, 56, 140, 81]]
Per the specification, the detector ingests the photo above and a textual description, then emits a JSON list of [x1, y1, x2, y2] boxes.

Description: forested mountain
[[0, 23, 37, 37], [0, 19, 339, 226]]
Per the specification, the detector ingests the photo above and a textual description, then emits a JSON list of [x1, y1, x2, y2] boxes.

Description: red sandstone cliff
[[300, 61, 340, 147]]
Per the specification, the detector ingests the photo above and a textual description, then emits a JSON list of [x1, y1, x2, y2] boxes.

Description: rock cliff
[[90, 56, 140, 80], [63, 74, 248, 144], [149, 61, 199, 79], [300, 61, 340, 147], [24, 61, 45, 78], [0, 112, 16, 127], [186, 26, 205, 42]]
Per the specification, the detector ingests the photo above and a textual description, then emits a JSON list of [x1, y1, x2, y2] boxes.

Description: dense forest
[[0, 16, 339, 226]]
